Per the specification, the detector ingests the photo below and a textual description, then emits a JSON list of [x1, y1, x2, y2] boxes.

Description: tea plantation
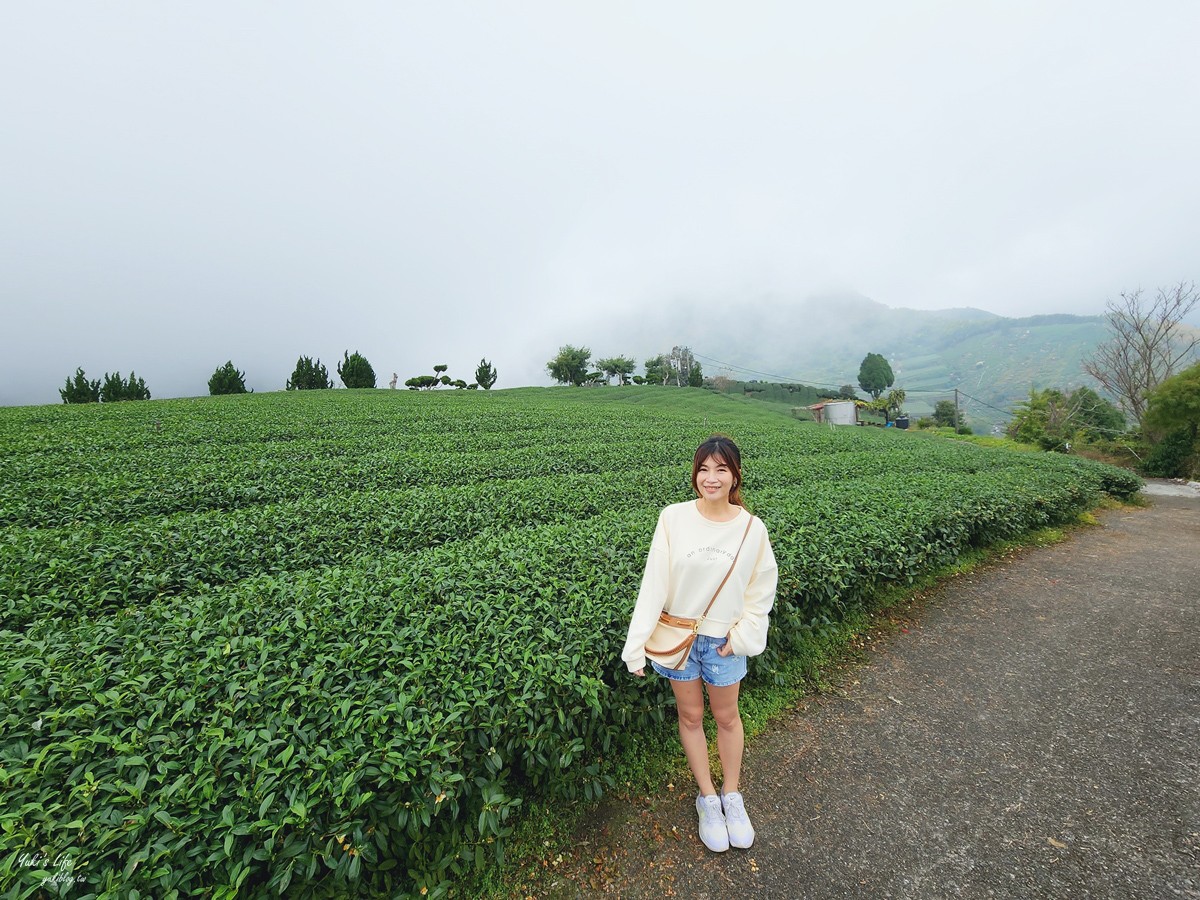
[[0, 387, 1140, 898]]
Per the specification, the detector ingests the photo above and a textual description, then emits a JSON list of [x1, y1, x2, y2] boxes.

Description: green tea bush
[[0, 388, 1141, 897]]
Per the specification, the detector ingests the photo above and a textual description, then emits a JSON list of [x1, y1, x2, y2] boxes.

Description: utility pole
[[954, 388, 961, 431]]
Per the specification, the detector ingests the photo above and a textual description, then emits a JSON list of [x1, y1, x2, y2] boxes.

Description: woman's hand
[[632, 668, 645, 677], [716, 637, 734, 657]]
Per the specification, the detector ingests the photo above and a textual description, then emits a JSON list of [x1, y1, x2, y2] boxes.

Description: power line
[[955, 389, 1014, 419]]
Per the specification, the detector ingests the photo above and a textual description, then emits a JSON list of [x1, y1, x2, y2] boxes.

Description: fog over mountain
[[3, 3, 1198, 407], [568, 291, 1113, 426]]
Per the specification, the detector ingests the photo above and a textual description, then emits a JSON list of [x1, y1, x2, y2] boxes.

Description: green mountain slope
[[630, 294, 1111, 432]]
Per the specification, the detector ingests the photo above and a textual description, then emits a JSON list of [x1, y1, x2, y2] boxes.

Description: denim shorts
[[650, 634, 747, 687]]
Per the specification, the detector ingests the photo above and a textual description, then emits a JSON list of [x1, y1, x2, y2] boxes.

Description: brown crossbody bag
[[643, 516, 755, 670]]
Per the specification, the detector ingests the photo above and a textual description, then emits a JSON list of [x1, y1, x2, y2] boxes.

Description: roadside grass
[[472, 497, 1137, 899], [909, 427, 1041, 453]]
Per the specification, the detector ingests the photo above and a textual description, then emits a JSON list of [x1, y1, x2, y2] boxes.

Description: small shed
[[808, 400, 859, 425]]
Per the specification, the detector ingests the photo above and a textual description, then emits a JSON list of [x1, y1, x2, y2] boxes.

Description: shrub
[[99, 371, 151, 402], [287, 356, 333, 391], [475, 359, 498, 390], [932, 400, 958, 428], [60, 368, 100, 404], [338, 351, 376, 389], [405, 376, 440, 390], [208, 361, 249, 395], [1141, 427, 1198, 478]]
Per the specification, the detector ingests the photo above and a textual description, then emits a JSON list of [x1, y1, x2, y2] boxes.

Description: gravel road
[[544, 492, 1199, 899]]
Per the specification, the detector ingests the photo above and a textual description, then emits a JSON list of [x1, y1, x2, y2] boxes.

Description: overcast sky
[[3, 1, 1198, 406]]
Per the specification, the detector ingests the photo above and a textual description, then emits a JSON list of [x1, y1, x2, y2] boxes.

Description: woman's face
[[695, 454, 734, 503]]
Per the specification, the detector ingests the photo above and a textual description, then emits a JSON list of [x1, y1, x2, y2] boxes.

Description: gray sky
[[3, 1, 1198, 406]]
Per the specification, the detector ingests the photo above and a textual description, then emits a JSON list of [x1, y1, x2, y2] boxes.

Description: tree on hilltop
[[60, 368, 100, 404], [475, 358, 498, 390], [644, 355, 674, 386], [337, 351, 376, 389], [405, 363, 452, 390], [671, 346, 696, 387], [287, 356, 333, 390], [209, 361, 249, 395], [858, 352, 894, 400], [595, 356, 636, 385], [99, 371, 151, 402], [547, 345, 591, 386]]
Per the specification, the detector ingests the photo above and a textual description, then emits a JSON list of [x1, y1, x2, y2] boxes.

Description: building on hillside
[[807, 400, 859, 425]]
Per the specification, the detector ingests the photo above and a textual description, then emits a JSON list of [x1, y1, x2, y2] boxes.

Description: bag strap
[[695, 514, 755, 629]]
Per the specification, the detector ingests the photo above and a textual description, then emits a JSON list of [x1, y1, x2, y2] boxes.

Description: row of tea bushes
[[0, 388, 1141, 897]]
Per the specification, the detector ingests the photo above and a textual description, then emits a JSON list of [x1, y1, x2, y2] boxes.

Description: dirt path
[[542, 494, 1200, 899]]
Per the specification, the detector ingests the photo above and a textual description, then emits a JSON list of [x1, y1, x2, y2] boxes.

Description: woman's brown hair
[[692, 434, 745, 507]]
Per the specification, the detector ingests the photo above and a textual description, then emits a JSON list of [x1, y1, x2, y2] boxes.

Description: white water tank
[[824, 400, 858, 426]]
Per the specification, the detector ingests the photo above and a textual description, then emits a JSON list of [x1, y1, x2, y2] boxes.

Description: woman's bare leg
[[669, 678, 716, 796], [705, 681, 744, 794]]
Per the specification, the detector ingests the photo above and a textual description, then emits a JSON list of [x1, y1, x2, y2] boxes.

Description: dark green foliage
[[1143, 362, 1200, 437], [287, 356, 333, 390], [60, 367, 100, 404], [1140, 363, 1200, 478], [1141, 427, 1197, 478], [643, 355, 672, 385], [1008, 387, 1127, 451], [405, 375, 440, 390], [99, 370, 151, 402], [933, 399, 959, 428], [857, 352, 894, 400], [641, 349, 698, 388], [62, 368, 149, 403], [337, 350, 376, 389], [208, 360, 249, 395], [475, 358, 498, 390], [406, 364, 456, 390], [838, 384, 858, 400], [0, 389, 1142, 898], [1069, 387, 1126, 438], [546, 345, 591, 386], [595, 356, 636, 386]]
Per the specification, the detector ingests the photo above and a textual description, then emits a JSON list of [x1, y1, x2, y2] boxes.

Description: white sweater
[[622, 500, 778, 673]]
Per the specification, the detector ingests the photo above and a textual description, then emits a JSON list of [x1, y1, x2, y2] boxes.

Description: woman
[[622, 435, 778, 852]]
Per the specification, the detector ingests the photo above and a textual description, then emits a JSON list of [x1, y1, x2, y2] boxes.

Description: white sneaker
[[721, 791, 755, 848], [695, 793, 729, 852]]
